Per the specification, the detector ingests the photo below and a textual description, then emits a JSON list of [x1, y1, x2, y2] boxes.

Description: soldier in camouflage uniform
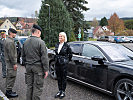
[[22, 24, 49, 100], [0, 30, 7, 78], [4, 28, 18, 98]]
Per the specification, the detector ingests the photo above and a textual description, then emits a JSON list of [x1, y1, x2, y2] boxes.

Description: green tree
[[100, 17, 108, 26], [80, 28, 84, 41], [70, 31, 77, 41], [124, 20, 133, 30], [38, 0, 75, 47], [63, 0, 89, 33]]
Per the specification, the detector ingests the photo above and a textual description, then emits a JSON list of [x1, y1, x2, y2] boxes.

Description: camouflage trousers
[[25, 64, 44, 100], [1, 54, 6, 77], [6, 61, 17, 91]]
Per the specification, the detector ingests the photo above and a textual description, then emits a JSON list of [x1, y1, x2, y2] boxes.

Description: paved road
[[1, 43, 133, 100]]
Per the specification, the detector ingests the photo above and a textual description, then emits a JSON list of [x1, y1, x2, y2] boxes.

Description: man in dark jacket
[[0, 30, 7, 78], [22, 24, 49, 100], [4, 28, 18, 98]]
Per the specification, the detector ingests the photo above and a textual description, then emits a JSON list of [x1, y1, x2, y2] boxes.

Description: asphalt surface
[[0, 43, 132, 100], [0, 63, 114, 100]]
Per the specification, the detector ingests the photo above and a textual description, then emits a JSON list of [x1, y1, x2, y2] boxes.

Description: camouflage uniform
[[22, 36, 49, 100], [0, 38, 6, 77], [4, 37, 17, 91]]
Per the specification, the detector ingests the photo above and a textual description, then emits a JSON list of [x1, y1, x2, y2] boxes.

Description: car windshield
[[19, 38, 27, 44], [99, 44, 133, 62]]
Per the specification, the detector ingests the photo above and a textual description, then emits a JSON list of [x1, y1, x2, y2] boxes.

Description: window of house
[[5, 25, 7, 28]]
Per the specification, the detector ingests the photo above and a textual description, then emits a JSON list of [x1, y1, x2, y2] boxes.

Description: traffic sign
[[78, 33, 81, 38]]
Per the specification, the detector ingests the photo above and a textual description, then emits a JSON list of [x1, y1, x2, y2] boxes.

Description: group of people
[[0, 24, 72, 100]]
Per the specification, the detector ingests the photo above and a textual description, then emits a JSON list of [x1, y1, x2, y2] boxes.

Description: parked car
[[127, 36, 133, 43], [97, 36, 109, 41], [97, 36, 114, 42], [48, 41, 133, 100], [113, 36, 123, 43], [108, 36, 114, 42], [120, 36, 130, 43], [14, 36, 28, 65]]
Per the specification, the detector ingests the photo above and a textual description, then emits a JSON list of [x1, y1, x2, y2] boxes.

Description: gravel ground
[[0, 63, 114, 100]]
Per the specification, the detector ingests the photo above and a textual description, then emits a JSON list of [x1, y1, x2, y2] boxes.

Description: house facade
[[93, 26, 114, 39], [16, 18, 35, 35], [0, 19, 16, 30], [93, 26, 104, 39], [16, 21, 24, 30]]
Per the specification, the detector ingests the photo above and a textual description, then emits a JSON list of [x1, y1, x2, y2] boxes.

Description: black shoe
[[6, 90, 18, 98], [11, 91, 16, 94], [59, 91, 65, 99], [2, 76, 6, 78], [55, 91, 61, 98]]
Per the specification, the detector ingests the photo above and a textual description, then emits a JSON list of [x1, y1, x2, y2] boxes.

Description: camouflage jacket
[[22, 36, 49, 72], [4, 37, 17, 65]]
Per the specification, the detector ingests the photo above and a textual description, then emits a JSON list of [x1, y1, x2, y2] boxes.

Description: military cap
[[9, 28, 17, 34], [33, 24, 42, 32], [0, 30, 6, 34]]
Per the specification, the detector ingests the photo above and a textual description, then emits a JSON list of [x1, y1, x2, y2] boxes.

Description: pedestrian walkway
[[0, 90, 9, 100]]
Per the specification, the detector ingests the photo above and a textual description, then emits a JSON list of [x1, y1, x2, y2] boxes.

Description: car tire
[[49, 61, 57, 79], [114, 79, 133, 100]]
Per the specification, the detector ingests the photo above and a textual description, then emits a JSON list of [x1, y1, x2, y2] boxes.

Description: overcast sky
[[0, 0, 133, 21]]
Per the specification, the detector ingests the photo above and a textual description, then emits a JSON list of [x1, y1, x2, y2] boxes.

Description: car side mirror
[[91, 56, 105, 61], [91, 56, 105, 64]]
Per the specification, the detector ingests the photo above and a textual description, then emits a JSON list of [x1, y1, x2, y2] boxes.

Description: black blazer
[[55, 42, 72, 64]]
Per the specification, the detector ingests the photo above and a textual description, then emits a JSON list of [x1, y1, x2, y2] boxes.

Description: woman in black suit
[[54, 32, 72, 99]]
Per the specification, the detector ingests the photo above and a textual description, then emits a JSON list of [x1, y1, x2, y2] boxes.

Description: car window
[[82, 44, 104, 58], [100, 44, 133, 61], [69, 44, 82, 55], [14, 40, 19, 46], [105, 36, 108, 38], [19, 38, 27, 44]]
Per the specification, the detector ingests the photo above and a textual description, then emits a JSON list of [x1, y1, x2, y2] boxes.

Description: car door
[[76, 44, 108, 89], [67, 43, 83, 78]]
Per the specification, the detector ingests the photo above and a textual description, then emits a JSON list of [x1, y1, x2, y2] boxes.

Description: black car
[[48, 41, 133, 100], [14, 36, 28, 65]]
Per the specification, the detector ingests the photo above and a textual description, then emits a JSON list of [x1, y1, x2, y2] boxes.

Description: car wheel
[[114, 79, 133, 100], [49, 61, 57, 79]]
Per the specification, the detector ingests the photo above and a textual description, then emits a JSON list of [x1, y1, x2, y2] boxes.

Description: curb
[[0, 90, 9, 100]]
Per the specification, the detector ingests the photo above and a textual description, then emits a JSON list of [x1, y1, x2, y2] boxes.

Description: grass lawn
[[88, 38, 97, 41]]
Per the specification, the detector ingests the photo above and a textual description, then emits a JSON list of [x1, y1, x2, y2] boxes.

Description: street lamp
[[45, 4, 50, 47]]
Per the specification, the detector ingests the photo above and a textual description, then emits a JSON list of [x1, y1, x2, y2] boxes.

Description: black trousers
[[55, 63, 67, 92]]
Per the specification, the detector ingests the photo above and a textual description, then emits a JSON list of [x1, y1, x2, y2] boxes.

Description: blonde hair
[[59, 32, 67, 42]]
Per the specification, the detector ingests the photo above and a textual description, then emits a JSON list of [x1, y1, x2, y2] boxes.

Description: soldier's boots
[[5, 90, 18, 98]]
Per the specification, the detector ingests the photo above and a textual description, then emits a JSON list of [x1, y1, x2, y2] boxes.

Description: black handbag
[[55, 56, 69, 65]]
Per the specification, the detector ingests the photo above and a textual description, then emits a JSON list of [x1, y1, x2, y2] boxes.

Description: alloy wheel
[[116, 79, 133, 100], [49, 61, 57, 79]]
